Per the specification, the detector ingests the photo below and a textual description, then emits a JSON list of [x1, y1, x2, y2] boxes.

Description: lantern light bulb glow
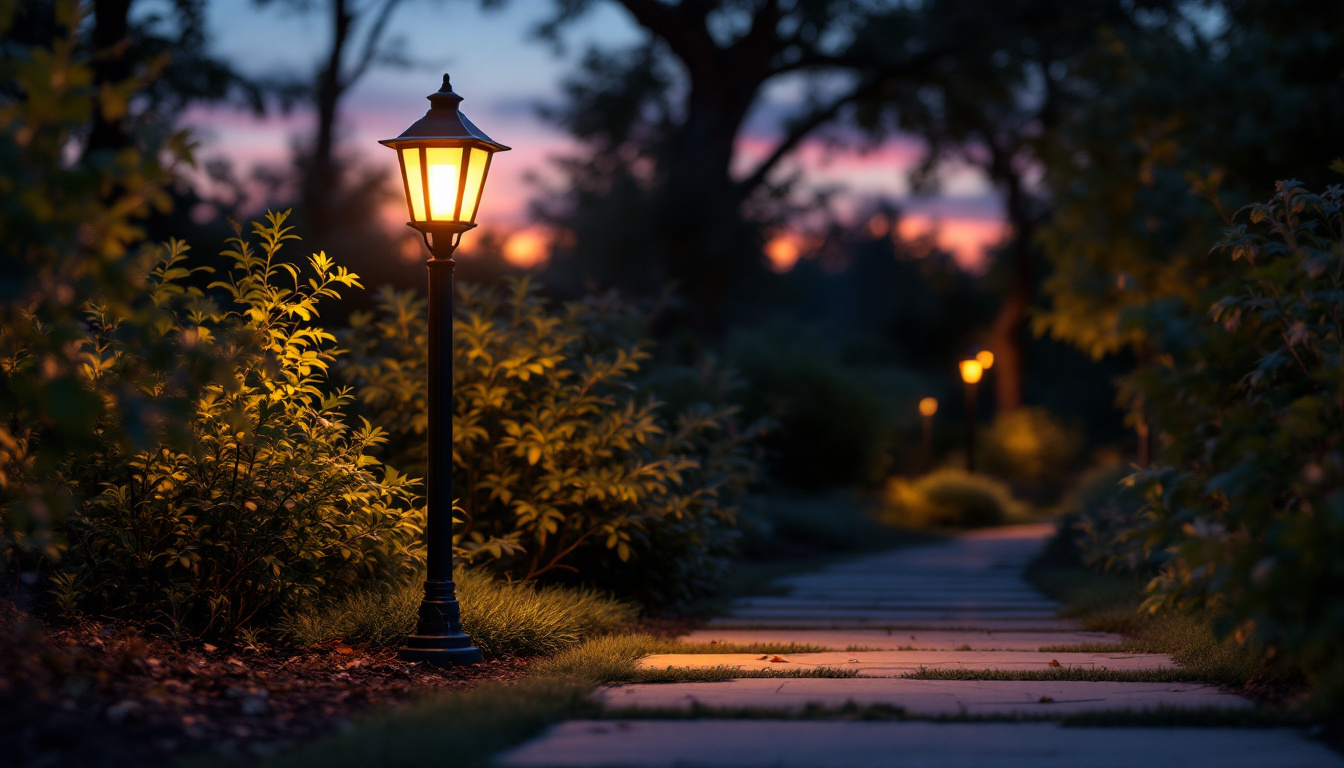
[[960, 359, 983, 384], [428, 163, 459, 219], [976, 350, 994, 370], [919, 397, 938, 417]]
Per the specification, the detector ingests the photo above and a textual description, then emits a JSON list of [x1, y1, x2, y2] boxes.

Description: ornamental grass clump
[[279, 569, 636, 656], [54, 214, 423, 640]]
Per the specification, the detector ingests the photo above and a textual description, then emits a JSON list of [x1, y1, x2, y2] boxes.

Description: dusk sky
[[189, 0, 1006, 270]]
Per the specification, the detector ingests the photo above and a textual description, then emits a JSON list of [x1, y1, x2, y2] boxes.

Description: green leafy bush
[[1064, 464, 1157, 575], [0, 1, 195, 557], [340, 281, 756, 607], [279, 569, 636, 656], [881, 468, 1024, 529], [726, 322, 908, 490], [55, 215, 422, 639], [979, 407, 1084, 489], [1117, 181, 1344, 707]]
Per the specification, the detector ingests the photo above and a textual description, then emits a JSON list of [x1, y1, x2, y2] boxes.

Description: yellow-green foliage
[[280, 569, 636, 656], [56, 215, 422, 639], [979, 407, 1083, 486], [0, 0, 195, 557], [341, 281, 756, 606], [882, 468, 1023, 529]]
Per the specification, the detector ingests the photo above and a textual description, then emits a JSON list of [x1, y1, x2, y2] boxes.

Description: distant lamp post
[[959, 358, 984, 473], [918, 397, 938, 473], [381, 74, 510, 667]]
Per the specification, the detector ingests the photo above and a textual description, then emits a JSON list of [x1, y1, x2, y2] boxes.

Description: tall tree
[[252, 0, 420, 290], [534, 0, 1038, 332], [1033, 0, 1344, 461], [855, 0, 1165, 412]]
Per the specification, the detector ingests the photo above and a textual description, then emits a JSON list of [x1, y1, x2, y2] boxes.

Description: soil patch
[[1, 600, 532, 767]]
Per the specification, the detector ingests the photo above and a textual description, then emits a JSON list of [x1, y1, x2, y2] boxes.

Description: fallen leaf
[[769, 656, 788, 663], [1039, 696, 1054, 703], [756, 655, 769, 661], [848, 658, 861, 663], [336, 646, 355, 655], [202, 643, 217, 653], [1048, 659, 1061, 668]]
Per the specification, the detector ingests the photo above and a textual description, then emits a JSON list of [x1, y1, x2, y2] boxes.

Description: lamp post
[[918, 397, 938, 473], [381, 74, 510, 667], [959, 358, 983, 473]]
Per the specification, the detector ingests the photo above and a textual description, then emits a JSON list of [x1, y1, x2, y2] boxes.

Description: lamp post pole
[[964, 378, 977, 473], [959, 358, 983, 474], [382, 74, 509, 667], [399, 229, 482, 666]]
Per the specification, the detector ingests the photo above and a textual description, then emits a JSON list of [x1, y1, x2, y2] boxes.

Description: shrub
[[54, 215, 422, 639], [979, 406, 1084, 488], [1125, 182, 1344, 708], [0, 2, 194, 558], [278, 569, 636, 656], [340, 281, 757, 607], [1065, 463, 1159, 575], [881, 468, 1024, 529], [726, 321, 909, 490]]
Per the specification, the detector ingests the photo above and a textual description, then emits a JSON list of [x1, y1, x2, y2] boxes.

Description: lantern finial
[[428, 73, 464, 110]]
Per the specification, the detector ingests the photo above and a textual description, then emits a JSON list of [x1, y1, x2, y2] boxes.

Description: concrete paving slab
[[724, 607, 1062, 620], [679, 628, 1125, 651], [498, 721, 1343, 768], [638, 650, 1175, 676], [705, 616, 1083, 631], [598, 678, 1250, 716], [731, 598, 1061, 612]]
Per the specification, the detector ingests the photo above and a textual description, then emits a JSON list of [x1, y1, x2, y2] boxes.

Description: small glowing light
[[503, 228, 550, 268], [765, 235, 802, 273], [428, 163, 459, 219], [976, 350, 994, 370], [919, 397, 938, 417], [960, 359, 983, 384]]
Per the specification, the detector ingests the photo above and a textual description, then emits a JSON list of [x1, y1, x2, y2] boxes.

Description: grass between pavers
[[248, 633, 852, 768], [902, 667, 1217, 684], [1026, 550, 1293, 692]]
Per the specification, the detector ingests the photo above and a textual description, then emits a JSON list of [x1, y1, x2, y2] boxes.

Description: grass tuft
[[254, 674, 599, 768], [277, 570, 636, 656]]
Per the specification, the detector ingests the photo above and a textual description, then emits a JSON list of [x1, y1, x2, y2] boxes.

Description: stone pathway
[[499, 524, 1344, 767]]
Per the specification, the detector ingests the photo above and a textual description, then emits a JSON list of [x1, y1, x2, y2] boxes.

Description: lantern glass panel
[[401, 148, 426, 222], [426, 146, 464, 221], [461, 147, 491, 223]]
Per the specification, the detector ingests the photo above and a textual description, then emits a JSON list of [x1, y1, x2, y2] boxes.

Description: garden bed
[[0, 600, 534, 767]]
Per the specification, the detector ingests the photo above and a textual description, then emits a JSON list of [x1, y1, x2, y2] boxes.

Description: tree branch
[[344, 0, 406, 88]]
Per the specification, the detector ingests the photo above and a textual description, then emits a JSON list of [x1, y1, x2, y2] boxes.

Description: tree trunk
[[305, 0, 352, 236], [985, 141, 1036, 414], [653, 78, 760, 333], [86, 0, 135, 157]]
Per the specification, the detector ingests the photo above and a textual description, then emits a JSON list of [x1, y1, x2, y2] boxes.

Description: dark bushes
[[340, 281, 758, 607]]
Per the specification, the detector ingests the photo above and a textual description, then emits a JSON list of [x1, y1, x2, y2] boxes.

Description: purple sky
[[186, 0, 1005, 269]]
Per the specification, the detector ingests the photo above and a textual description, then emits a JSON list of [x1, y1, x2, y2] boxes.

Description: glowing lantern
[[919, 397, 939, 417], [976, 350, 994, 370], [381, 74, 510, 251], [959, 359, 984, 385]]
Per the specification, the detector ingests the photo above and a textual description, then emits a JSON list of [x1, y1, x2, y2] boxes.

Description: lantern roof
[[380, 74, 511, 152]]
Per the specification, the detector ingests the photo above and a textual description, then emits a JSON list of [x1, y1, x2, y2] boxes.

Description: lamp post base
[[397, 580, 483, 667], [398, 644, 484, 666]]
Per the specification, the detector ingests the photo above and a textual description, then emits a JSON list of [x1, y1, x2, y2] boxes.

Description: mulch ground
[[0, 600, 534, 768]]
